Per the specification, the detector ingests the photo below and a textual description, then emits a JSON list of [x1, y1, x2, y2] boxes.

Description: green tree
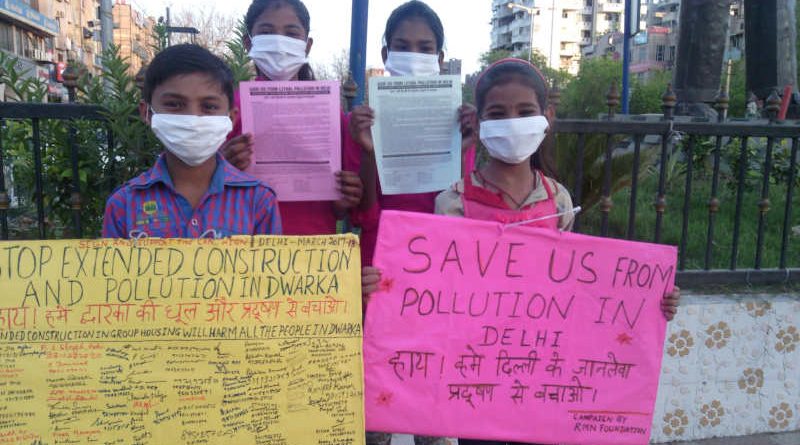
[[727, 59, 747, 117], [629, 69, 671, 115], [559, 57, 621, 118], [478, 48, 574, 90], [224, 18, 254, 85], [152, 21, 169, 54]]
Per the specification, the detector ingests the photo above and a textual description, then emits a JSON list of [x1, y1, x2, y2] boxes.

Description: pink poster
[[364, 211, 677, 444], [240, 80, 342, 202]]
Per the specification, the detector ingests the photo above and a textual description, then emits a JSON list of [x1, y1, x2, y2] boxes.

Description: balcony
[[601, 2, 624, 13]]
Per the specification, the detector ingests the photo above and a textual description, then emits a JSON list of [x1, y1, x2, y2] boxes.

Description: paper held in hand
[[369, 75, 462, 195], [240, 80, 342, 202]]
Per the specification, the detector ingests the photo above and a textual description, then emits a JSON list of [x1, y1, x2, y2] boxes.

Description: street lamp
[[506, 2, 538, 63]]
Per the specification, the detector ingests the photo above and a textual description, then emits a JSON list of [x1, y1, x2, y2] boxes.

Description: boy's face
[[139, 72, 237, 123]]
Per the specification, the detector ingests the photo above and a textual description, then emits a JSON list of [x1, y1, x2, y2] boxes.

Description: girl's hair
[[475, 58, 557, 178], [384, 0, 445, 52], [245, 0, 315, 81]]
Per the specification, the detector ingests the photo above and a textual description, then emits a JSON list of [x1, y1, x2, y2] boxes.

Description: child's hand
[[362, 266, 382, 304], [458, 104, 478, 152], [220, 133, 254, 171], [661, 286, 681, 321], [333, 171, 363, 215], [349, 105, 375, 154]]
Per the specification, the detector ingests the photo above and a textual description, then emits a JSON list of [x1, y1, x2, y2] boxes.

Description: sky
[[134, 0, 493, 77]]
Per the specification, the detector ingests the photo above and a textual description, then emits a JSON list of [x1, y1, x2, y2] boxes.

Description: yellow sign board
[[0, 235, 364, 445]]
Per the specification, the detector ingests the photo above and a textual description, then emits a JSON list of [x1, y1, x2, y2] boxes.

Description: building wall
[[490, 0, 585, 74], [651, 292, 800, 442], [0, 0, 60, 99], [48, 0, 102, 74], [112, 1, 155, 76], [490, 0, 648, 75]]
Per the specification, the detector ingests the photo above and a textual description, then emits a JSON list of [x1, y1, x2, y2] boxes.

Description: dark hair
[[384, 0, 445, 52], [475, 58, 557, 178], [245, 0, 315, 81], [144, 44, 234, 107]]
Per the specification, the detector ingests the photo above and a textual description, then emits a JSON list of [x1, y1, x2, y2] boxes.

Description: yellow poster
[[0, 235, 363, 445]]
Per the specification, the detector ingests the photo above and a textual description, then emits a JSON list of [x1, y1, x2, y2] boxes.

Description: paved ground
[[664, 431, 800, 445]]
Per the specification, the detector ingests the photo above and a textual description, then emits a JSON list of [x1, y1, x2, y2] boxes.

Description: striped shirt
[[102, 153, 282, 238]]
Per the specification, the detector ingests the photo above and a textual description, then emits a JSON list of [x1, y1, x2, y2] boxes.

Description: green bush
[[1, 46, 161, 238]]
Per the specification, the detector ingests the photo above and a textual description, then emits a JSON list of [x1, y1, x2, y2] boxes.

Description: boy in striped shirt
[[102, 44, 281, 238]]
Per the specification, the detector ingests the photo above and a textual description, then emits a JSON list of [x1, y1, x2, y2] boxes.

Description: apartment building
[[491, 0, 647, 74], [0, 0, 60, 96], [113, 0, 154, 76]]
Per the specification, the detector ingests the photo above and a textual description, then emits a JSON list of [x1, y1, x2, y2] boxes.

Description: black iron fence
[[0, 84, 797, 288], [551, 84, 798, 287]]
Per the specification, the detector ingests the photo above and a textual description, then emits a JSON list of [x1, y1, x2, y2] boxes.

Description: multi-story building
[[491, 0, 647, 74], [490, 0, 582, 74], [726, 0, 745, 62], [441, 58, 462, 76], [629, 0, 744, 79], [0, 0, 60, 98], [113, 0, 155, 76], [48, 0, 103, 76]]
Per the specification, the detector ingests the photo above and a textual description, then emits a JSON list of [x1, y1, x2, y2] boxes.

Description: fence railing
[[0, 83, 797, 288], [551, 84, 799, 287]]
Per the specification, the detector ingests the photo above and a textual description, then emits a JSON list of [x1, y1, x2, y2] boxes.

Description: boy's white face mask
[[384, 51, 441, 77], [479, 116, 549, 165], [150, 112, 233, 167], [249, 34, 308, 81]]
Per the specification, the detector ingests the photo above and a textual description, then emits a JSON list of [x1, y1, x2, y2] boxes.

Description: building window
[[656, 44, 665, 62], [582, 30, 591, 38], [561, 42, 567, 50], [668, 45, 676, 61], [586, 0, 593, 6], [0, 22, 13, 52], [563, 11, 569, 18]]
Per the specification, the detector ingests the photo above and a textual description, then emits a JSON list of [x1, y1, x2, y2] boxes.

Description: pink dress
[[462, 170, 558, 230]]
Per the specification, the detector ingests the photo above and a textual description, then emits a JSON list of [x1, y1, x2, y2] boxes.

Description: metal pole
[[166, 7, 172, 47], [549, 0, 555, 68], [529, 10, 534, 62], [349, 0, 369, 106], [622, 0, 633, 114], [100, 0, 113, 54]]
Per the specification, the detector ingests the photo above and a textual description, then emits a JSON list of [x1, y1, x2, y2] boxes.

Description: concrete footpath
[[665, 431, 800, 445]]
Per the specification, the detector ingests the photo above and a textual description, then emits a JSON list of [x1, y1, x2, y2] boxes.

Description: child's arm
[[459, 104, 478, 176], [253, 186, 283, 235], [661, 287, 681, 321], [362, 266, 382, 304], [101, 190, 128, 239], [349, 105, 379, 212], [220, 133, 254, 171], [333, 171, 364, 217]]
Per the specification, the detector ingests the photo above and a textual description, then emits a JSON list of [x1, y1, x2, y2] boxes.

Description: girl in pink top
[[221, 0, 364, 235], [348, 1, 478, 266], [364, 56, 681, 445]]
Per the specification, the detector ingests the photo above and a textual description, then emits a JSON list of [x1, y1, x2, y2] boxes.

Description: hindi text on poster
[[363, 211, 676, 445], [0, 235, 364, 445]]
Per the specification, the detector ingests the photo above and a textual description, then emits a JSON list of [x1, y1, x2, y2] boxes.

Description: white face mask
[[150, 113, 233, 167], [384, 51, 441, 77], [480, 116, 549, 165], [249, 34, 308, 81]]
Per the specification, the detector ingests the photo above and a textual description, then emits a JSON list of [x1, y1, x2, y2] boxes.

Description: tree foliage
[[559, 57, 621, 118]]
